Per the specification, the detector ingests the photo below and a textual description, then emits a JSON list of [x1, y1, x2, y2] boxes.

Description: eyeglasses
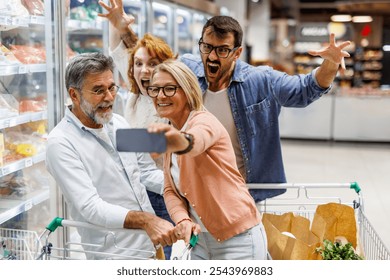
[[146, 85, 181, 98], [198, 39, 239, 58], [80, 85, 120, 96]]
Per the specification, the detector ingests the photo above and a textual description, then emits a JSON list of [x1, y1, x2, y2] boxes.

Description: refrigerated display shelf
[[0, 111, 47, 130], [0, 187, 49, 224], [67, 19, 103, 31], [0, 64, 46, 76], [0, 15, 45, 27], [0, 152, 45, 178]]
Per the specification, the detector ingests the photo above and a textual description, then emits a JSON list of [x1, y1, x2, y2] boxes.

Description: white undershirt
[[203, 88, 245, 179]]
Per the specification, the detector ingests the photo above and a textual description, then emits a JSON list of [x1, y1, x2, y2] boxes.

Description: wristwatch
[[175, 132, 194, 155]]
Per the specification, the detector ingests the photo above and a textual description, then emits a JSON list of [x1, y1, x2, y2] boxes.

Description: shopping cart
[[35, 217, 159, 260], [0, 228, 42, 260], [248, 182, 390, 260], [172, 234, 199, 260]]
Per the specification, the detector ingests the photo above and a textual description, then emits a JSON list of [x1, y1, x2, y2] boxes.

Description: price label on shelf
[[25, 158, 33, 168], [0, 118, 11, 129], [0, 16, 11, 25], [24, 200, 33, 211], [30, 16, 38, 24], [18, 65, 28, 74], [1, 166, 10, 176]]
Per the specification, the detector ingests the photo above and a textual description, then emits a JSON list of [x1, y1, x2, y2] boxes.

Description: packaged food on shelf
[[0, 94, 19, 119], [0, 170, 32, 198], [21, 0, 44, 16], [10, 45, 46, 64], [0, 43, 22, 65], [19, 98, 47, 113], [0, 0, 29, 17], [2, 121, 46, 164]]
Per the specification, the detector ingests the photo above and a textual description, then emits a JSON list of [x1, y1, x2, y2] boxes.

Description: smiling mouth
[[98, 104, 113, 111]]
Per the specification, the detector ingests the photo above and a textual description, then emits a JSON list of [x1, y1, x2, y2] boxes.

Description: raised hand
[[308, 33, 351, 69], [98, 0, 134, 33]]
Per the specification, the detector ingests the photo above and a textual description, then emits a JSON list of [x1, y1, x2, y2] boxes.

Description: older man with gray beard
[[45, 52, 177, 259]]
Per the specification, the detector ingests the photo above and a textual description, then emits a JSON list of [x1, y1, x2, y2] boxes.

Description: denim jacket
[[181, 54, 331, 201]]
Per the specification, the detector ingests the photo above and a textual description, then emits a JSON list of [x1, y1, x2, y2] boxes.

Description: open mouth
[[141, 79, 150, 89], [207, 62, 220, 74]]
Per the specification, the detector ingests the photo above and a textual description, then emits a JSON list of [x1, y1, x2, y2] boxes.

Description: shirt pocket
[[245, 98, 273, 137]]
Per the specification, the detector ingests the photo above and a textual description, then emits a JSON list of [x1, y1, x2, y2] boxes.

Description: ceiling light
[[352, 16, 373, 23], [331, 14, 352, 22], [383, 45, 390, 52]]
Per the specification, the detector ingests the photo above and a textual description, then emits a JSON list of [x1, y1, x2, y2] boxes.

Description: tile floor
[[280, 139, 390, 251]]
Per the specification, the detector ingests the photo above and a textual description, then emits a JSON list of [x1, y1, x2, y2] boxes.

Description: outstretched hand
[[148, 123, 190, 154], [98, 0, 134, 33], [308, 33, 351, 69]]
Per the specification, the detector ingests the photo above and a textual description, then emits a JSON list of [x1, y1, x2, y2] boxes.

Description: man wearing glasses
[[46, 53, 177, 259], [100, 2, 351, 202]]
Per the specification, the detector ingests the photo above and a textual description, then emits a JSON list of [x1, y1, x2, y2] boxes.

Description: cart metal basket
[[248, 182, 390, 260], [0, 228, 41, 260], [35, 217, 158, 260]]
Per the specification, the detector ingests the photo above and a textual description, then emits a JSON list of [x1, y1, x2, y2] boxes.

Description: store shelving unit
[[0, 1, 51, 230], [353, 47, 383, 88], [67, 1, 105, 54]]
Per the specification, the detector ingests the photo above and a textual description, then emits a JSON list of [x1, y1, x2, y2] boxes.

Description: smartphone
[[116, 128, 167, 153]]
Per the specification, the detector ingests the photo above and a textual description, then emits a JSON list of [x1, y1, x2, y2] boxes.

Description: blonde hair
[[151, 59, 203, 111]]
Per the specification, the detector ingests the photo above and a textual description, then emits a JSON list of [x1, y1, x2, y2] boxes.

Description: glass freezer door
[[151, 1, 173, 48], [0, 0, 54, 259]]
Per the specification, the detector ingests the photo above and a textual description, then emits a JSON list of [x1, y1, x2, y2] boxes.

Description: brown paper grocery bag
[[263, 213, 321, 260], [314, 203, 357, 248]]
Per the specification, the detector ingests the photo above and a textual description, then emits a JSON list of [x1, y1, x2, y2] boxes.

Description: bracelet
[[177, 218, 192, 225], [175, 132, 194, 155]]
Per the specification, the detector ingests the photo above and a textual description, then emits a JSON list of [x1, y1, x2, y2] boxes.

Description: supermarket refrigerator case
[[0, 0, 110, 260], [0, 0, 58, 260]]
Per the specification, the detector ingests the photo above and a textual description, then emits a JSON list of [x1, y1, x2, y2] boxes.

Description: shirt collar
[[64, 105, 114, 131]]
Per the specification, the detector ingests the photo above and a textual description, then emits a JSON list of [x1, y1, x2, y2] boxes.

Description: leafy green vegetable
[[316, 239, 363, 260]]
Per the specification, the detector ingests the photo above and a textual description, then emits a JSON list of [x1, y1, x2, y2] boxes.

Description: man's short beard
[[80, 96, 113, 125]]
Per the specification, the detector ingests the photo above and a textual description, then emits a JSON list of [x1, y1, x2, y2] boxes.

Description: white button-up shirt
[[46, 107, 164, 259]]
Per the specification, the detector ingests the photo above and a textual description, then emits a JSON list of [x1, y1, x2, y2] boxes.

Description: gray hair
[[65, 52, 114, 91]]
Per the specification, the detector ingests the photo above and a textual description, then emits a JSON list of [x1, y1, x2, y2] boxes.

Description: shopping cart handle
[[189, 234, 199, 248], [350, 182, 361, 194], [46, 217, 64, 232]]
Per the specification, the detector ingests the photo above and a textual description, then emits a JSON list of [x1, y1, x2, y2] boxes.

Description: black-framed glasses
[[198, 39, 239, 58], [146, 85, 181, 98], [81, 85, 120, 96]]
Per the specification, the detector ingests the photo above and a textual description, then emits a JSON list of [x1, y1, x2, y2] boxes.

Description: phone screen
[[116, 128, 167, 153]]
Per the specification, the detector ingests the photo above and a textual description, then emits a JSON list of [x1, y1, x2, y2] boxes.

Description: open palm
[[308, 33, 351, 69]]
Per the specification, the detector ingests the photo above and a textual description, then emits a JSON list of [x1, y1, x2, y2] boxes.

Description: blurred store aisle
[[281, 139, 390, 251]]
